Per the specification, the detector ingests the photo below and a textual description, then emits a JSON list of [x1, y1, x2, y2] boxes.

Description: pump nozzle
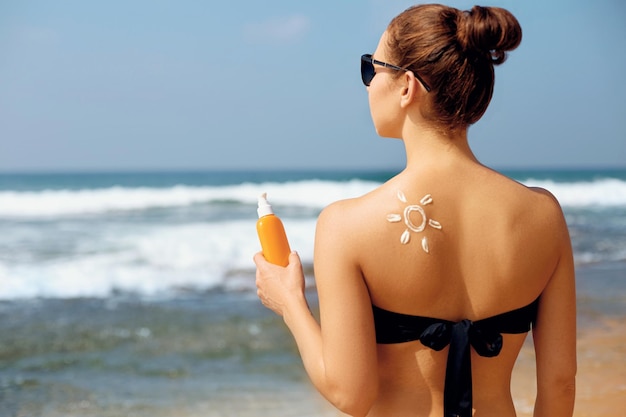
[[257, 192, 274, 218]]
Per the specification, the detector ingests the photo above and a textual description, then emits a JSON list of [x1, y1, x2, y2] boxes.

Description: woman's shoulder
[[317, 186, 389, 234], [525, 186, 570, 236], [314, 193, 382, 267], [513, 179, 564, 217], [526, 185, 561, 205], [318, 193, 375, 227], [484, 169, 563, 210], [483, 170, 568, 236]]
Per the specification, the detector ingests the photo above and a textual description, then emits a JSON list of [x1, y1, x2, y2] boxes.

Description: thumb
[[288, 250, 301, 266]]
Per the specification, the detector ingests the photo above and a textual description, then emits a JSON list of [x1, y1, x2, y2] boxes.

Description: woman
[[254, 4, 576, 417]]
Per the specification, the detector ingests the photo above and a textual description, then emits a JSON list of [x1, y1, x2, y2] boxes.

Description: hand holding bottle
[[253, 251, 307, 317], [254, 193, 306, 317]]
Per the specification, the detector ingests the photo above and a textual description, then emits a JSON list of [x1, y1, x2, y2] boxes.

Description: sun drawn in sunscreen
[[386, 191, 442, 253]]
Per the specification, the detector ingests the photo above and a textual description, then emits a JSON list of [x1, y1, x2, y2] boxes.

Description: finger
[[253, 251, 266, 266], [287, 250, 301, 267]]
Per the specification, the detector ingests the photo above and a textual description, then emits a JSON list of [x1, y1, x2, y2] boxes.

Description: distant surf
[[0, 169, 624, 299], [0, 176, 625, 219]]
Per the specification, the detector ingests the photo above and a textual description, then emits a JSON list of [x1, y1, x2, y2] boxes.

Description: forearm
[[534, 378, 576, 417], [281, 295, 329, 395], [282, 294, 377, 416]]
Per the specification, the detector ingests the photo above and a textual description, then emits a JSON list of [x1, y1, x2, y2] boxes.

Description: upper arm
[[313, 201, 379, 410], [531, 191, 577, 414]]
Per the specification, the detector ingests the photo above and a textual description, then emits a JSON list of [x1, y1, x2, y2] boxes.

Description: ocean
[[0, 168, 625, 416]]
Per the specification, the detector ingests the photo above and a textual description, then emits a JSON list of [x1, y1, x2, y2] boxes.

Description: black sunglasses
[[360, 54, 431, 92]]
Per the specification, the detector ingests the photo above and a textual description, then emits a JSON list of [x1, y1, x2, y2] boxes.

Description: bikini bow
[[419, 319, 503, 417]]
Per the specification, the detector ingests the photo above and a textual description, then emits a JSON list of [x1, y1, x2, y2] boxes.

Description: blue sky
[[1, 0, 624, 172]]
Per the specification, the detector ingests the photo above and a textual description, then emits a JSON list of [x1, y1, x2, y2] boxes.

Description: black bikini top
[[372, 298, 539, 417]]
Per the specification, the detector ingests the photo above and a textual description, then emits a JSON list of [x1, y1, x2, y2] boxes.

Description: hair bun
[[457, 6, 522, 64]]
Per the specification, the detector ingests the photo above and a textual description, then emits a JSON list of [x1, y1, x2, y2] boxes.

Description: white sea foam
[[1, 176, 624, 299], [0, 178, 624, 219], [0, 218, 317, 299], [0, 180, 380, 218], [521, 178, 626, 208]]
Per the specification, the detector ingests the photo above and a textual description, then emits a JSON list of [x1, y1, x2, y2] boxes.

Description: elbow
[[330, 394, 376, 417], [325, 378, 378, 417], [545, 364, 577, 391], [537, 373, 576, 405], [552, 375, 576, 401]]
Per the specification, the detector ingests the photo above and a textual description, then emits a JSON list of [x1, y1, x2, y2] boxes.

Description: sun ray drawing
[[386, 190, 442, 253]]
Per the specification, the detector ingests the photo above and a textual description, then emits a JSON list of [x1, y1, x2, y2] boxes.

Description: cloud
[[242, 14, 311, 45]]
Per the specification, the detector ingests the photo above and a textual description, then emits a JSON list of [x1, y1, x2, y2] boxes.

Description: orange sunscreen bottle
[[256, 193, 291, 266]]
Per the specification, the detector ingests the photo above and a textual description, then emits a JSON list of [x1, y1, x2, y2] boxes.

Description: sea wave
[[1, 178, 625, 219], [0, 218, 317, 300], [0, 205, 623, 299], [522, 178, 626, 208], [0, 180, 379, 219], [0, 214, 622, 300]]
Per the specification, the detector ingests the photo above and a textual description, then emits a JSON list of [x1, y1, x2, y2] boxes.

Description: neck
[[400, 123, 479, 172]]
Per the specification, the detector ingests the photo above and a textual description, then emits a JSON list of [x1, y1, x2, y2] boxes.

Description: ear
[[400, 71, 420, 109]]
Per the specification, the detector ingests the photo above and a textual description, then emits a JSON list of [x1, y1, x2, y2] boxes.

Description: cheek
[[368, 86, 400, 138]]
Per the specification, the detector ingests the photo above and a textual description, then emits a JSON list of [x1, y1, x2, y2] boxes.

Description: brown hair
[[386, 4, 522, 128]]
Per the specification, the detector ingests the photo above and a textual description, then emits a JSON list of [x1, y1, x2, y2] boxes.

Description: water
[[0, 170, 386, 299], [0, 168, 624, 416]]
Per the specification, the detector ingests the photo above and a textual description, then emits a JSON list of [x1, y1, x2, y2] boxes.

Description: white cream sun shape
[[386, 191, 442, 253]]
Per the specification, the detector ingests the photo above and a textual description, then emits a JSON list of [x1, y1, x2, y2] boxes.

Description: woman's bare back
[[337, 164, 566, 416]]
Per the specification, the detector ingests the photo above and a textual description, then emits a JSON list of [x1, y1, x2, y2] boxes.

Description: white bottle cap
[[257, 192, 274, 218]]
